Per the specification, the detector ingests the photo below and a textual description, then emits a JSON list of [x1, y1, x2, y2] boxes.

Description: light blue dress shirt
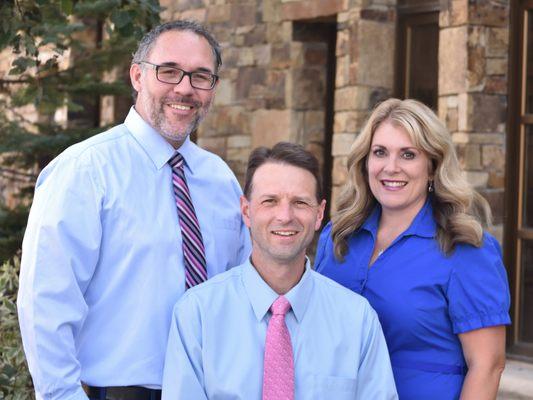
[[17, 107, 251, 400], [161, 259, 398, 400]]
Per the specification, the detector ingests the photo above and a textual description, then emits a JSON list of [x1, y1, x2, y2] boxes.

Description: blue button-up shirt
[[162, 259, 398, 400], [315, 200, 510, 399], [17, 108, 251, 400]]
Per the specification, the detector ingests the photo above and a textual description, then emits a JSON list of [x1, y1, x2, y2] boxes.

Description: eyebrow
[[371, 144, 419, 151], [259, 194, 314, 201], [293, 195, 315, 203], [158, 62, 214, 73]]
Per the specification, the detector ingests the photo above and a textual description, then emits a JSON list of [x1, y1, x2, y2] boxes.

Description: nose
[[173, 74, 195, 95], [275, 201, 294, 224], [383, 155, 401, 174]]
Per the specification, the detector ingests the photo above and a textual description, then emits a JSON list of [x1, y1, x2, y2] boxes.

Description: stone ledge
[[498, 359, 533, 400]]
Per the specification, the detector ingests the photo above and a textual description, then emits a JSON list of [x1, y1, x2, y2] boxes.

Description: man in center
[[161, 142, 398, 399]]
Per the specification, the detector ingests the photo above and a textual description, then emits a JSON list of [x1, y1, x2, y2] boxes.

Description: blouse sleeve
[[314, 222, 333, 272], [447, 233, 511, 334]]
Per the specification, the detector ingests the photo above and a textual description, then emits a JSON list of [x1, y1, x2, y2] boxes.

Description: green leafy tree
[[0, 0, 161, 262], [0, 0, 161, 396]]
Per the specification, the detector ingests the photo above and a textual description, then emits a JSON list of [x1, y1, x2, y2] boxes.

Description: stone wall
[[163, 0, 509, 239], [0, 0, 509, 236], [331, 1, 395, 208], [438, 0, 509, 238], [163, 0, 396, 200]]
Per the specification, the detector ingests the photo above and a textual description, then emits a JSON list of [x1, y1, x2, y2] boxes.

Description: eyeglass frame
[[138, 61, 219, 90]]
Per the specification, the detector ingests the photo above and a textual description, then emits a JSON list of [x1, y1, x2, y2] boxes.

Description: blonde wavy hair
[[332, 98, 492, 261]]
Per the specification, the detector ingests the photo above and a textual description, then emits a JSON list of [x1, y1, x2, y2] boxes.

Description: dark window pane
[[407, 22, 439, 109], [520, 240, 533, 342], [524, 125, 533, 228]]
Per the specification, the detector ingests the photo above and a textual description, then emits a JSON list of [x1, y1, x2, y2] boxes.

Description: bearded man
[[17, 20, 251, 400]]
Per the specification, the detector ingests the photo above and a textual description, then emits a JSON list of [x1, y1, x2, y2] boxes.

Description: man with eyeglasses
[[18, 20, 251, 400]]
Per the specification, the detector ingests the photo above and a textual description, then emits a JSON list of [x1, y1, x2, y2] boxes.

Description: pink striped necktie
[[263, 295, 294, 400], [169, 152, 207, 289]]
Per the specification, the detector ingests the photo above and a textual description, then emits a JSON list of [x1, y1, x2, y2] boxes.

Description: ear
[[240, 195, 252, 229], [130, 63, 143, 93], [315, 199, 326, 231]]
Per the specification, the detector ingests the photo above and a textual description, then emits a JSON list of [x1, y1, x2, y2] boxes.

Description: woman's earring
[[428, 180, 434, 193]]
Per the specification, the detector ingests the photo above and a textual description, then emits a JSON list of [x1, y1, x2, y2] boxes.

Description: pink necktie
[[168, 152, 207, 289], [263, 295, 294, 400]]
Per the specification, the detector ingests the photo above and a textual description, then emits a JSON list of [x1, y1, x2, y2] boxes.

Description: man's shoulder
[[61, 124, 130, 159], [308, 270, 381, 332], [189, 141, 223, 162], [177, 264, 245, 306], [36, 124, 130, 184], [186, 141, 236, 176], [46, 124, 130, 171]]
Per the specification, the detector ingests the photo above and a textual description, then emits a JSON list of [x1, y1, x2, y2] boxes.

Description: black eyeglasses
[[139, 61, 218, 90]]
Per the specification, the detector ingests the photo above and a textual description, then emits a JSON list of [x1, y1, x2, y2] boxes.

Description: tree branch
[[0, 78, 31, 84], [0, 167, 37, 182]]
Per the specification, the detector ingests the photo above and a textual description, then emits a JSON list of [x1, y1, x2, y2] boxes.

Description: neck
[[132, 105, 187, 149], [250, 254, 307, 295], [167, 136, 186, 150], [379, 200, 426, 235]]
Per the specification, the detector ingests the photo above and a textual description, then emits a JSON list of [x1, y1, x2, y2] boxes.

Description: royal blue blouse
[[315, 200, 511, 400]]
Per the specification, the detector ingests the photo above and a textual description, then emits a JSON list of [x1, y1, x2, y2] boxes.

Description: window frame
[[505, 0, 533, 360], [395, 10, 440, 109]]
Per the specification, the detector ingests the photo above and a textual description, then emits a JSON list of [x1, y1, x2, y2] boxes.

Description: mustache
[[162, 96, 202, 108]]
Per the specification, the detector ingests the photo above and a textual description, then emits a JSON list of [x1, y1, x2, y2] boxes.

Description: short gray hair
[[132, 20, 222, 72]]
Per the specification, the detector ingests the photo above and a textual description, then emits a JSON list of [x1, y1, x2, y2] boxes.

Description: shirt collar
[[402, 198, 436, 238], [242, 258, 314, 324], [124, 107, 201, 173], [174, 134, 201, 174], [361, 205, 381, 237], [361, 198, 436, 239]]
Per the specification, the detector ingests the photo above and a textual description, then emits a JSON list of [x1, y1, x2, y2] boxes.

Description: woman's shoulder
[[451, 231, 502, 263], [446, 231, 510, 333], [315, 221, 336, 270], [319, 220, 333, 239]]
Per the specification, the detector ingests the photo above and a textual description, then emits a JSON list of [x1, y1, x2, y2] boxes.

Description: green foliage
[[0, 0, 161, 113], [0, 0, 161, 396], [0, 207, 28, 263], [0, 257, 33, 399], [0, 0, 161, 264]]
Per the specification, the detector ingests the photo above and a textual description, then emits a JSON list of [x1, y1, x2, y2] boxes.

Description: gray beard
[[155, 111, 201, 145], [146, 98, 209, 147]]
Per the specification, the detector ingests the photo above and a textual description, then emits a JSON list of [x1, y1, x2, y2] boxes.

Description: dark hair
[[244, 142, 323, 201], [132, 20, 222, 72]]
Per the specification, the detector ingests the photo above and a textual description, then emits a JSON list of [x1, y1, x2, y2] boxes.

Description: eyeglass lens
[[157, 66, 215, 89]]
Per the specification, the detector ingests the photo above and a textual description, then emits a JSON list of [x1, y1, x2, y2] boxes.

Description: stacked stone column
[[438, 0, 509, 239]]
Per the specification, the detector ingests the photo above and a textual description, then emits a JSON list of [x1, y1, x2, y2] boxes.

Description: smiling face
[[367, 122, 433, 219], [130, 30, 217, 148], [241, 162, 325, 269]]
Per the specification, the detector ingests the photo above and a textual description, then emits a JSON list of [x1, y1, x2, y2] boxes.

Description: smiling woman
[[366, 122, 432, 252], [315, 98, 511, 400]]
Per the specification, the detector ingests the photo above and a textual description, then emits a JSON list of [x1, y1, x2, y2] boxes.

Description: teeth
[[383, 181, 406, 187], [272, 231, 297, 236], [169, 104, 192, 110]]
